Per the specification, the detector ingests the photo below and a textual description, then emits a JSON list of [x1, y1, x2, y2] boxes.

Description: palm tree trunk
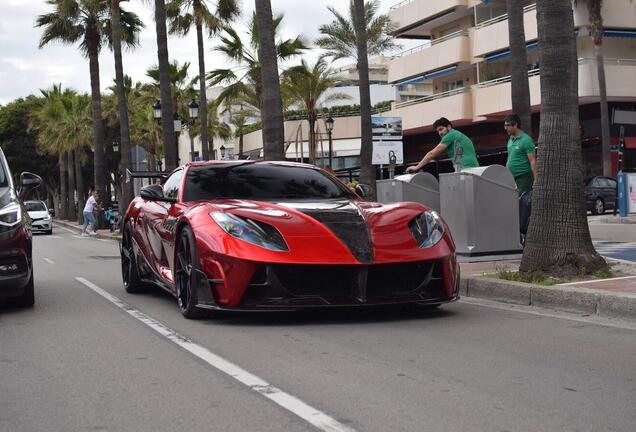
[[309, 114, 316, 164], [238, 132, 243, 159], [587, 0, 611, 176], [353, 0, 375, 199], [520, 0, 604, 276], [87, 33, 107, 206], [75, 148, 85, 225], [58, 154, 68, 220], [154, 0, 178, 170], [209, 137, 215, 160], [67, 150, 77, 222], [111, 0, 134, 217], [254, 0, 285, 160], [195, 12, 209, 160], [507, 0, 532, 136]]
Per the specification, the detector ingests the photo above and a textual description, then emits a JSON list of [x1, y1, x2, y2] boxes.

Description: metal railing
[[393, 29, 469, 58], [390, 0, 416, 11], [475, 3, 536, 29], [578, 57, 636, 66], [476, 68, 540, 88], [394, 87, 469, 109]]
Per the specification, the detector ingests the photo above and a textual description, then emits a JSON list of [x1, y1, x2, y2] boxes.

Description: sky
[[0, 0, 415, 105]]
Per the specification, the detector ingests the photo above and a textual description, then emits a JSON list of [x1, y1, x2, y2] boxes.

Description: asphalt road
[[1, 226, 635, 432]]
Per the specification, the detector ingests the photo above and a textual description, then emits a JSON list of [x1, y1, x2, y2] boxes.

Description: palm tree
[[507, 0, 532, 136], [152, 0, 178, 170], [519, 0, 605, 276], [146, 61, 195, 116], [254, 0, 286, 160], [36, 0, 143, 206], [209, 12, 306, 122], [227, 105, 254, 159], [282, 58, 351, 165], [111, 0, 144, 219], [316, 0, 399, 61], [166, 0, 240, 161], [352, 0, 375, 198]]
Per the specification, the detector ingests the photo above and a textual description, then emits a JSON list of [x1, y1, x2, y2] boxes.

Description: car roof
[[184, 160, 318, 170]]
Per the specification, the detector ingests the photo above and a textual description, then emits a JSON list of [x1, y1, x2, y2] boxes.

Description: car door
[[604, 178, 617, 208], [142, 169, 184, 276]]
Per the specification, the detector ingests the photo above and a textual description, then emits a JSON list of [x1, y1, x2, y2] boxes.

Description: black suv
[[0, 147, 42, 307], [584, 176, 616, 215]]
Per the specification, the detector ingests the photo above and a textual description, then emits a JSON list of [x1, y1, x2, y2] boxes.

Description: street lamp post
[[153, 99, 182, 166], [220, 145, 226, 160], [325, 115, 335, 170], [187, 98, 199, 162]]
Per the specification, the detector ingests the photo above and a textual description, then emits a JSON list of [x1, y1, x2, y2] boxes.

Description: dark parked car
[[0, 147, 42, 307], [584, 176, 616, 215]]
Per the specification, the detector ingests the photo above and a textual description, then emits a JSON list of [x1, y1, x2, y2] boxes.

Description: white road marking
[[559, 275, 636, 286], [460, 297, 636, 331], [43, 258, 55, 264], [75, 277, 356, 432], [55, 225, 78, 234]]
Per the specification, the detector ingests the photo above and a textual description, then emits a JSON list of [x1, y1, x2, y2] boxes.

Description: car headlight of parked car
[[0, 203, 21, 232], [408, 210, 444, 249], [210, 212, 288, 252]]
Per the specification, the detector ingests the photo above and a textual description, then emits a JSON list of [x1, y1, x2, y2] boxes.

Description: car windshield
[[25, 201, 46, 212], [184, 164, 356, 201]]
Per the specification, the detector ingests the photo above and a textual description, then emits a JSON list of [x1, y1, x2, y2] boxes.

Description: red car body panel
[[124, 161, 459, 310]]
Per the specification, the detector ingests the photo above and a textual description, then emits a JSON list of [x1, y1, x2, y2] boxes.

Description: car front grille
[[241, 260, 445, 308]]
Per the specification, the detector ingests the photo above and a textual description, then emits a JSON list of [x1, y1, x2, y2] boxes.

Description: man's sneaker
[[81, 232, 89, 237], [89, 232, 97, 237]]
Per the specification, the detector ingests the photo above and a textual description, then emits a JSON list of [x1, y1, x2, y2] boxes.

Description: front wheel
[[592, 198, 605, 215], [175, 226, 205, 319], [10, 273, 34, 308]]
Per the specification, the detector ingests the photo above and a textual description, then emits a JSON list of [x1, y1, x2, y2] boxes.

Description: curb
[[463, 276, 636, 321], [53, 219, 120, 241]]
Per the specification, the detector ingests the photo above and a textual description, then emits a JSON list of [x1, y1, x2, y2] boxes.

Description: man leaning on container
[[504, 114, 537, 194], [406, 117, 479, 173]]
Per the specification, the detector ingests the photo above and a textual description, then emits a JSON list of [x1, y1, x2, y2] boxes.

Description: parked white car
[[24, 201, 52, 234]]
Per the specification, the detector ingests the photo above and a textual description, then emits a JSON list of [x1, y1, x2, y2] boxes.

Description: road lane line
[[559, 275, 636, 286], [43, 258, 55, 264], [75, 277, 356, 432], [55, 224, 77, 234]]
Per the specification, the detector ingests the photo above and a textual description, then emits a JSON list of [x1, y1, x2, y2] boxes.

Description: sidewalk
[[53, 218, 120, 241], [460, 257, 636, 321]]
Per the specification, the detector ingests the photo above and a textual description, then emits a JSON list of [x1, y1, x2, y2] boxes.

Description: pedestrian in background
[[504, 114, 537, 194], [81, 191, 102, 237], [406, 117, 479, 173]]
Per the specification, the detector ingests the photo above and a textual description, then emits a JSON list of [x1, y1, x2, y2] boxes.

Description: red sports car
[[120, 161, 459, 318]]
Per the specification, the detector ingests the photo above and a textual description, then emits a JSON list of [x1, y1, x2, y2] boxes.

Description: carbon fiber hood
[[279, 200, 374, 264]]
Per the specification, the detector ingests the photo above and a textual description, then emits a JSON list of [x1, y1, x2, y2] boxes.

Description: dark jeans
[[514, 172, 534, 195]]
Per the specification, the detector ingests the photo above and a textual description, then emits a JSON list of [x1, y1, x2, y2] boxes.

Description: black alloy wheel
[[121, 222, 145, 293], [175, 226, 204, 319], [593, 198, 605, 215]]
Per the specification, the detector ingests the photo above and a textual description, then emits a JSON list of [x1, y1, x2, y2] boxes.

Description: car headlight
[[0, 203, 21, 232], [210, 212, 288, 252], [409, 210, 444, 248]]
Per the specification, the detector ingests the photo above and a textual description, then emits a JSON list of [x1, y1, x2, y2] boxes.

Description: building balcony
[[388, 30, 471, 84], [389, 0, 471, 38], [473, 3, 537, 59], [389, 87, 473, 132], [472, 58, 636, 118], [573, 0, 636, 29]]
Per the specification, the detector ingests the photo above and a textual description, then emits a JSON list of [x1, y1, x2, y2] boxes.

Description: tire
[[592, 198, 605, 215], [121, 222, 146, 294], [46, 229, 53, 235], [10, 273, 34, 308], [175, 226, 205, 319]]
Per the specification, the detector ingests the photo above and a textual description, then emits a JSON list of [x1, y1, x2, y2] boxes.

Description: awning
[[396, 75, 427, 86], [603, 30, 636, 39], [285, 138, 361, 159], [484, 41, 539, 63], [423, 65, 457, 80]]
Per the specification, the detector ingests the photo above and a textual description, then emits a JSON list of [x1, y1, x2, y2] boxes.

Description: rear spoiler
[[125, 169, 169, 183]]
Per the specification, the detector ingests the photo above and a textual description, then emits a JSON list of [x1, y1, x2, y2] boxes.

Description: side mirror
[[48, 208, 54, 215], [355, 184, 374, 199], [140, 184, 166, 201], [19, 172, 43, 201]]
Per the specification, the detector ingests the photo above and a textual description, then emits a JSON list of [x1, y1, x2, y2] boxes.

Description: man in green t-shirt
[[504, 114, 537, 194], [406, 117, 479, 173]]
